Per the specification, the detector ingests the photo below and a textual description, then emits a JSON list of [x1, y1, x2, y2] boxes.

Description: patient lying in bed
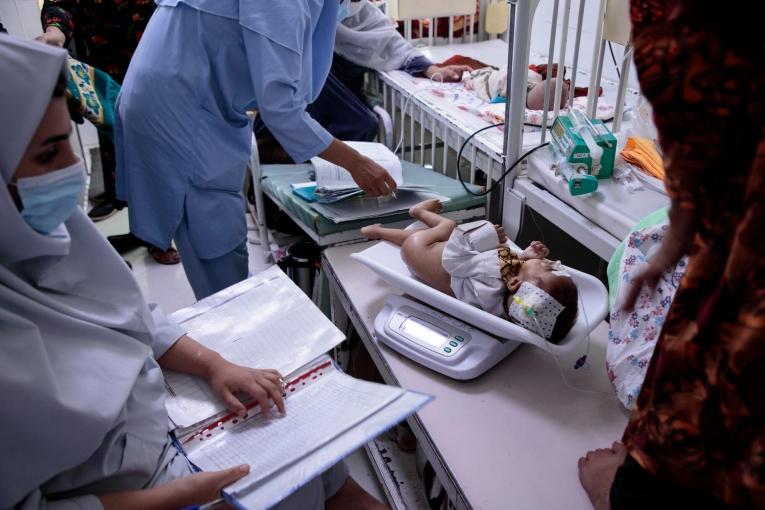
[[361, 200, 578, 343]]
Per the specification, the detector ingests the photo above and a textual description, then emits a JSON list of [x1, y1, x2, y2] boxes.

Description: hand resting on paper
[[159, 335, 286, 418], [318, 139, 397, 197], [207, 358, 286, 418]]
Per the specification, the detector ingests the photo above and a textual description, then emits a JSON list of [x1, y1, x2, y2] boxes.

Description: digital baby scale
[[374, 295, 520, 380]]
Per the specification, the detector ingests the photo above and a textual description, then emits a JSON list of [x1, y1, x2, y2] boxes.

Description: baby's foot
[[361, 224, 384, 240], [521, 240, 549, 260], [494, 224, 508, 244], [409, 198, 443, 218]]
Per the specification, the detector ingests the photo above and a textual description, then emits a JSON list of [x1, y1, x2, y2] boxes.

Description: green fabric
[[66, 58, 120, 140], [607, 206, 669, 310], [261, 161, 486, 237]]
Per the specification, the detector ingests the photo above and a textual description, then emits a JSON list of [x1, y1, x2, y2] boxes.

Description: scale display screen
[[400, 316, 449, 348]]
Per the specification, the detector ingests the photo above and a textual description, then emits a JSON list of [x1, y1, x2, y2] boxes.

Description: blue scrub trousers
[[174, 212, 249, 300]]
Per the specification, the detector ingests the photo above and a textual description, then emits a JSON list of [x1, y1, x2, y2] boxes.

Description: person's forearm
[[654, 200, 698, 268], [318, 138, 364, 169], [158, 335, 225, 379], [98, 486, 182, 510]]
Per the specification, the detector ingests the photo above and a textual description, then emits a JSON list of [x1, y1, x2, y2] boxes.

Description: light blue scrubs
[[116, 0, 337, 299]]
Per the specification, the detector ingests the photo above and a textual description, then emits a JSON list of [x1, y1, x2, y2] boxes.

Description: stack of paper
[[315, 183, 434, 204], [310, 191, 450, 223], [310, 142, 432, 203], [166, 266, 432, 510]]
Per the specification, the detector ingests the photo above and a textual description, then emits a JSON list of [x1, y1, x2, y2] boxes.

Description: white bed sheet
[[351, 227, 608, 356], [524, 149, 670, 242]]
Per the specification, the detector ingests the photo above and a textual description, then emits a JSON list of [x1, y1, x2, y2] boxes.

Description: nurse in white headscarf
[[117, 0, 399, 301], [0, 34, 385, 510]]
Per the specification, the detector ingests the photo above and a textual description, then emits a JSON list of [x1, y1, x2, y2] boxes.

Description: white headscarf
[[334, 0, 425, 72], [0, 35, 172, 506]]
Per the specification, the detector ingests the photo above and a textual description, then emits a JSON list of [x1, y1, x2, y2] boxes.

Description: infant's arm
[[520, 241, 550, 260]]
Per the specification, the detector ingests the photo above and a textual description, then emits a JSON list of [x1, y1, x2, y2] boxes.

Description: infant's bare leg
[[360, 224, 414, 246], [400, 219, 456, 295], [409, 199, 449, 229]]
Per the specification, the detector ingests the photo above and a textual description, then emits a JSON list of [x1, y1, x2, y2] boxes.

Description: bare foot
[[326, 477, 389, 510], [361, 224, 384, 240], [409, 198, 443, 218], [578, 441, 627, 510]]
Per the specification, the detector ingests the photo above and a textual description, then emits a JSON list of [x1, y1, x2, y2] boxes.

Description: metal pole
[[612, 44, 632, 132], [540, 0, 560, 144], [586, 0, 607, 118], [568, 0, 587, 108], [504, 0, 532, 186], [552, 0, 571, 119], [501, 0, 517, 163]]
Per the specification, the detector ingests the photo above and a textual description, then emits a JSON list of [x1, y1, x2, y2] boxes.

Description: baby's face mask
[[507, 282, 564, 339]]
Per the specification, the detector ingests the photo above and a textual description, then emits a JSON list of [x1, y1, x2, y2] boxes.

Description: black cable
[[608, 41, 621, 80], [455, 123, 550, 197]]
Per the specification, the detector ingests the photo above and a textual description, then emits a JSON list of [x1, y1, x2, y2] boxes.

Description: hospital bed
[[376, 0, 669, 261]]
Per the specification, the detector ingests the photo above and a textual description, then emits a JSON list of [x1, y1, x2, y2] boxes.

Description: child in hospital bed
[[361, 199, 579, 343], [463, 66, 570, 110]]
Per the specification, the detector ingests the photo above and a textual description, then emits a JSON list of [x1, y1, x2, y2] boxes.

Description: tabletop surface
[[324, 241, 630, 510]]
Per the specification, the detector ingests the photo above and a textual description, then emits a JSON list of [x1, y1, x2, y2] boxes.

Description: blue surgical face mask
[[15, 159, 86, 235], [337, 0, 350, 22]]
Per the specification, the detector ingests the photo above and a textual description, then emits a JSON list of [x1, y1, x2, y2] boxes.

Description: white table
[[323, 242, 629, 510]]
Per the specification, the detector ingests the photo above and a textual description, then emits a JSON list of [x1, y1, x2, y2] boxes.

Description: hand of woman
[[99, 465, 250, 510], [348, 156, 398, 197], [318, 139, 397, 197], [159, 465, 250, 508], [35, 27, 66, 47], [206, 358, 286, 417], [621, 204, 697, 311], [424, 65, 472, 82]]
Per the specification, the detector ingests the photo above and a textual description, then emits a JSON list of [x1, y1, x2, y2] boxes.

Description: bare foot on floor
[[361, 224, 384, 240], [409, 198, 443, 217], [578, 441, 627, 510]]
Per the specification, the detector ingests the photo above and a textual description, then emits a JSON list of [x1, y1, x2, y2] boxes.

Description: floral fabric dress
[[607, 222, 687, 409]]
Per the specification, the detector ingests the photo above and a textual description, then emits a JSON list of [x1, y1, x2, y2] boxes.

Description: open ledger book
[[311, 141, 432, 203], [165, 266, 431, 509]]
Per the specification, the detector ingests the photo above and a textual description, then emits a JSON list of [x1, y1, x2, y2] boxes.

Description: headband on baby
[[508, 281, 564, 339]]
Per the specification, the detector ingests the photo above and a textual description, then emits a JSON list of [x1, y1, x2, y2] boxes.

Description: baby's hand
[[494, 225, 508, 245], [521, 240, 549, 260]]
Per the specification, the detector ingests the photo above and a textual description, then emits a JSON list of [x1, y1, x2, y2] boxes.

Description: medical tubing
[[455, 122, 550, 197], [393, 72, 445, 156]]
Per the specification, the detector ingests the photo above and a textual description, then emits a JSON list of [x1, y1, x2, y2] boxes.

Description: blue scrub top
[[116, 0, 337, 257]]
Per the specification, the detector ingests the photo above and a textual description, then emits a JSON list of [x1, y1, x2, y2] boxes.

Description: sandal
[[148, 245, 181, 265]]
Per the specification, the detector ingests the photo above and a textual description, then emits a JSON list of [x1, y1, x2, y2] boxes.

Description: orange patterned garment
[[623, 1, 765, 507]]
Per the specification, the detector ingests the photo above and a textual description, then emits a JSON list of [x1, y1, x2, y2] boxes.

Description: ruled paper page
[[165, 266, 344, 427], [187, 369, 405, 486]]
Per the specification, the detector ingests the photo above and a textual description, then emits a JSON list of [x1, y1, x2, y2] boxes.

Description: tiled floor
[[94, 209, 387, 504]]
